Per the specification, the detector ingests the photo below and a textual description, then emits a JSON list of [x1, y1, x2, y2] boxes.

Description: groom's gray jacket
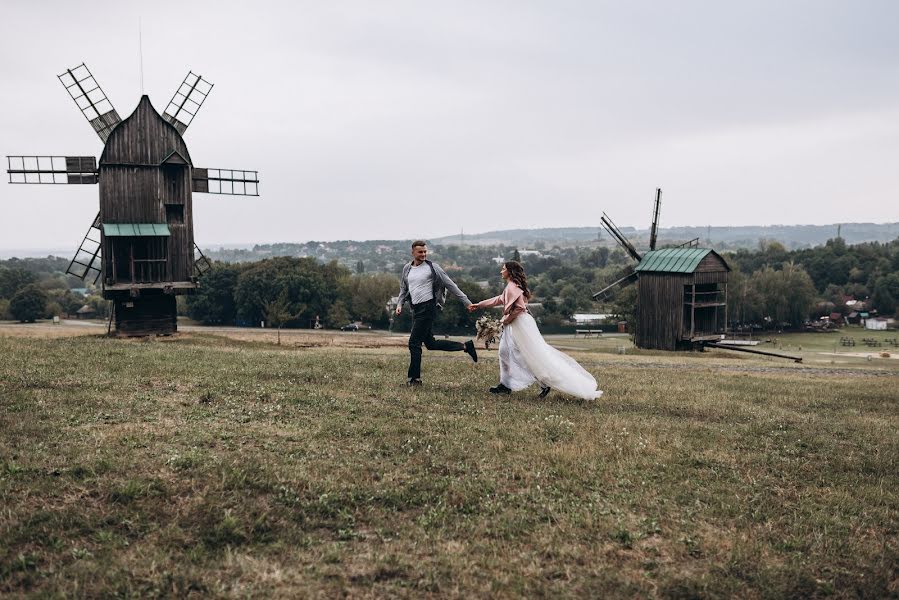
[[397, 260, 472, 310]]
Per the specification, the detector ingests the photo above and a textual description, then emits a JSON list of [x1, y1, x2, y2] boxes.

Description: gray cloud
[[2, 0, 897, 253]]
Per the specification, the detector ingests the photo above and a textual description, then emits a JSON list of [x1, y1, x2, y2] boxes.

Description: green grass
[[1, 333, 897, 597]]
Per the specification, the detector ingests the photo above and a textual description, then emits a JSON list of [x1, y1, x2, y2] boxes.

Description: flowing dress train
[[500, 312, 603, 400]]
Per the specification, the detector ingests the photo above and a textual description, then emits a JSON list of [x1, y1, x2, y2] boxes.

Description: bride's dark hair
[[503, 261, 531, 299]]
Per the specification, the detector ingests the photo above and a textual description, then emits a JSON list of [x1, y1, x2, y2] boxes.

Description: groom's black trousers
[[407, 299, 465, 380]]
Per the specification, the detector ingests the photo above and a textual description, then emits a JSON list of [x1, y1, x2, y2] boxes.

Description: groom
[[396, 240, 478, 385]]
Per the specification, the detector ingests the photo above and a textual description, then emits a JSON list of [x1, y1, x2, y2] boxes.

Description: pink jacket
[[473, 282, 528, 324]]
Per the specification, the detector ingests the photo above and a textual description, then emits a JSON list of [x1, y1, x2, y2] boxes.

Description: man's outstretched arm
[[434, 264, 472, 307]]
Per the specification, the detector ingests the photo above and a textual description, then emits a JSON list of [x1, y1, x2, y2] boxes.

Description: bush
[[9, 285, 49, 323]]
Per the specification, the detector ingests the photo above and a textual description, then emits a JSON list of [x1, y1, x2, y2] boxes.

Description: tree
[[234, 257, 351, 326], [326, 301, 351, 328], [579, 247, 609, 269], [347, 273, 400, 328], [86, 295, 111, 319], [610, 285, 637, 330], [781, 262, 817, 327], [749, 262, 816, 328], [872, 272, 899, 317], [511, 249, 521, 262], [9, 285, 48, 323], [49, 289, 84, 317], [728, 268, 764, 326], [558, 283, 580, 318], [355, 260, 365, 274], [0, 268, 37, 299], [262, 292, 303, 344], [187, 264, 242, 325]]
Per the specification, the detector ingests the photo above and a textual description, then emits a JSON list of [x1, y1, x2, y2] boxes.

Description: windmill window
[[165, 204, 184, 224]]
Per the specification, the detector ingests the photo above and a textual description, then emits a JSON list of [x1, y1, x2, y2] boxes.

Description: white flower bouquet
[[475, 315, 503, 350]]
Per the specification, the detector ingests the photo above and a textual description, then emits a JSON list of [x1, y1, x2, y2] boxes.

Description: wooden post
[[690, 283, 696, 338], [111, 240, 117, 283], [722, 282, 728, 337]]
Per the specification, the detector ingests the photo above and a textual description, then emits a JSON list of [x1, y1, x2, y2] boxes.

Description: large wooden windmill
[[7, 63, 259, 336], [594, 189, 730, 351]]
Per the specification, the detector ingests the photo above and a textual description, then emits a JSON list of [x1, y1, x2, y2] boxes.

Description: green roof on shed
[[635, 248, 726, 273], [102, 223, 171, 237]]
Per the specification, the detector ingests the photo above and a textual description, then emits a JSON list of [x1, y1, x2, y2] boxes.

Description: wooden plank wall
[[163, 165, 192, 282], [636, 273, 688, 350], [99, 96, 195, 285], [696, 253, 729, 273], [694, 271, 728, 284]]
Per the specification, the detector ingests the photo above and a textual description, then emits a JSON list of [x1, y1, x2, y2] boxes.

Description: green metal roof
[[635, 248, 721, 273], [102, 223, 171, 237]]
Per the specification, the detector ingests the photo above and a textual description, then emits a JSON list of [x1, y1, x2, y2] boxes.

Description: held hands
[[467, 304, 479, 313]]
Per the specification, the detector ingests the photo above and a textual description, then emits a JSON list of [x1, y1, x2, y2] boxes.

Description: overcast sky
[[2, 0, 898, 253]]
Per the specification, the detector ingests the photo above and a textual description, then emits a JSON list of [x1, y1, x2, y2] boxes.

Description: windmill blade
[[592, 271, 638, 300], [7, 155, 98, 184], [58, 64, 121, 142], [600, 213, 642, 262], [649, 187, 662, 250], [163, 72, 213, 134], [193, 242, 213, 276], [192, 167, 259, 196], [66, 212, 102, 284]]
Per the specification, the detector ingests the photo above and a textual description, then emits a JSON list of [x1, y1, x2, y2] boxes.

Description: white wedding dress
[[499, 312, 603, 400]]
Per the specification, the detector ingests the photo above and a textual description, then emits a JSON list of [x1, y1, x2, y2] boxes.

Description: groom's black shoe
[[407, 378, 423, 387], [464, 340, 478, 363], [538, 386, 552, 399], [489, 383, 511, 394]]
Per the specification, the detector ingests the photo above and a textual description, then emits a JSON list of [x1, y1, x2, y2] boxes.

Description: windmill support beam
[[704, 342, 802, 363], [592, 272, 638, 299]]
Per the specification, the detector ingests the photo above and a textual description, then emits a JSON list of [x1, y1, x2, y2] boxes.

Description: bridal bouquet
[[475, 315, 503, 349]]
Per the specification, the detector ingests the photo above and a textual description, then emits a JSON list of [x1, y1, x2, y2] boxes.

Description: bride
[[468, 261, 603, 400]]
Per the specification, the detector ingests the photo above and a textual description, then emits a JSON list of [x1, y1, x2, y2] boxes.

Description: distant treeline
[[1, 235, 897, 329], [428, 222, 899, 249]]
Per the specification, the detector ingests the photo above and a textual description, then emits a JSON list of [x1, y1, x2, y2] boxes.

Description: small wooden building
[[633, 248, 730, 351]]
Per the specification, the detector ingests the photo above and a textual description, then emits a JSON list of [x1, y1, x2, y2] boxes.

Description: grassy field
[[1, 327, 897, 598]]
